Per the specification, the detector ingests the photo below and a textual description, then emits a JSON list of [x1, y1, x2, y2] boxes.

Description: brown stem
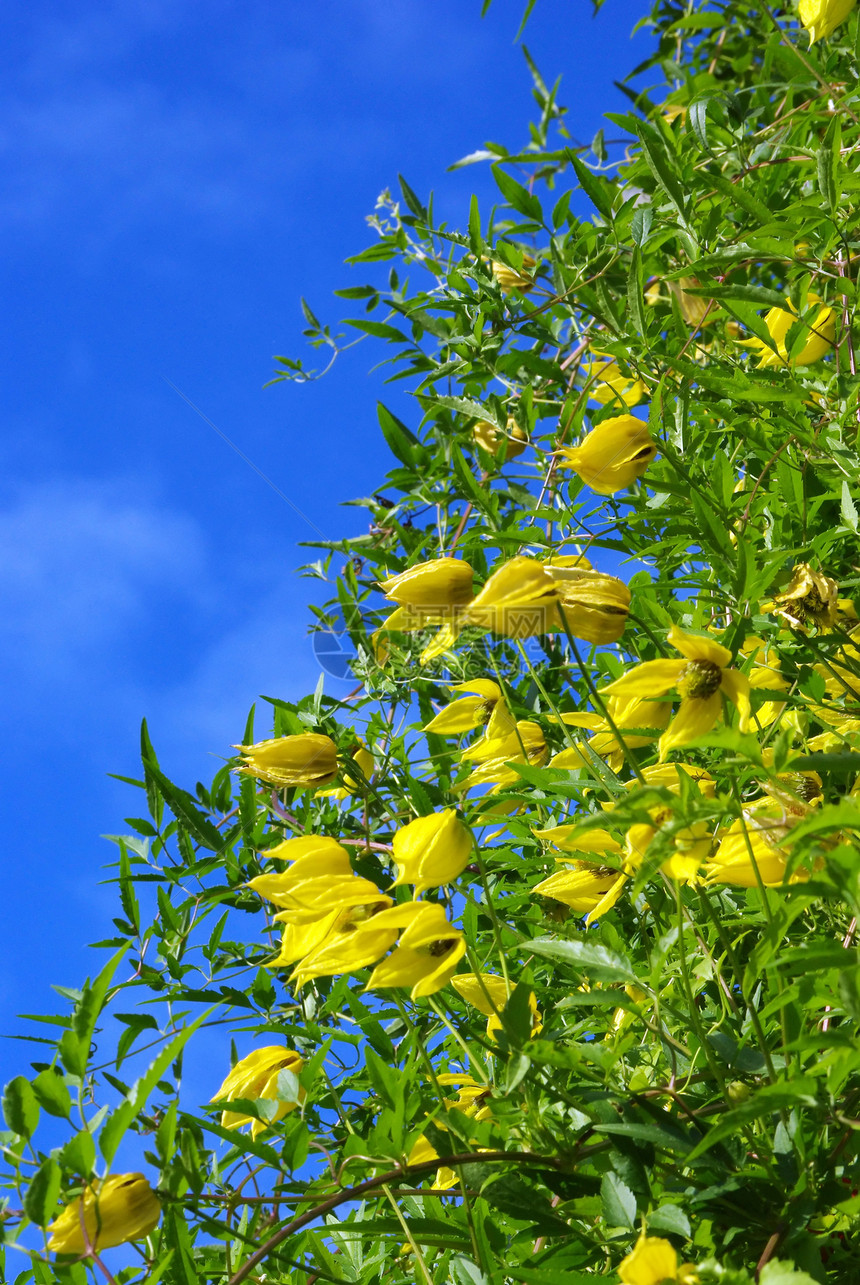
[[226, 1150, 566, 1285]]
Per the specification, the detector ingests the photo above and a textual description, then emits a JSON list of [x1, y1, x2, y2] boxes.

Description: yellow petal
[[667, 624, 732, 668], [602, 660, 686, 701], [658, 693, 722, 759], [720, 668, 751, 732]]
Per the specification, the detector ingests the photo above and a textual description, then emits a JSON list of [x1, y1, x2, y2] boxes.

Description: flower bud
[[558, 415, 657, 496], [423, 679, 504, 735], [234, 733, 338, 788], [211, 1047, 305, 1138], [47, 1174, 161, 1254], [465, 556, 559, 636], [799, 0, 855, 43], [379, 558, 474, 614], [544, 558, 631, 644], [472, 417, 529, 460], [391, 809, 474, 893], [490, 253, 536, 293], [739, 293, 835, 368]]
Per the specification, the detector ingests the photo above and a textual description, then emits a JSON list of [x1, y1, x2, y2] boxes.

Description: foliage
[[4, 1, 860, 1282]]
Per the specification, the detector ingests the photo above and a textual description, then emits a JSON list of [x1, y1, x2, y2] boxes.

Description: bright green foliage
[[5, 2, 860, 1282]]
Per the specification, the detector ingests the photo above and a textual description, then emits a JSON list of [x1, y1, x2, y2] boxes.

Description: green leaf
[[377, 401, 423, 467], [627, 246, 646, 337], [817, 116, 841, 216], [491, 164, 543, 223], [565, 149, 615, 220], [32, 1068, 71, 1119], [759, 1261, 820, 1285], [469, 194, 483, 255], [522, 937, 636, 983], [398, 173, 427, 220], [841, 480, 858, 532], [2, 1076, 40, 1138], [59, 1130, 96, 1177], [648, 1205, 691, 1237], [601, 1171, 636, 1228], [23, 1158, 62, 1227], [631, 119, 687, 216], [99, 1010, 212, 1165]]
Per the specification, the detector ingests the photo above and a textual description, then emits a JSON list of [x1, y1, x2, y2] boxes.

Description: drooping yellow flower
[[366, 902, 466, 998], [705, 806, 805, 888], [406, 1133, 460, 1191], [451, 972, 542, 1040], [210, 1047, 304, 1138], [586, 353, 647, 408], [490, 252, 536, 293], [423, 679, 506, 735], [621, 763, 716, 883], [248, 838, 354, 911], [600, 625, 750, 760], [319, 744, 375, 801], [285, 896, 398, 988], [377, 557, 475, 664], [379, 558, 474, 611], [558, 415, 657, 496], [458, 720, 548, 790], [619, 1232, 697, 1285], [533, 827, 628, 923], [799, 0, 856, 43], [47, 1174, 161, 1254], [464, 556, 559, 638], [544, 556, 631, 644], [390, 809, 474, 893], [552, 695, 671, 773], [234, 733, 338, 789], [767, 562, 839, 630], [472, 417, 529, 460], [741, 294, 835, 368]]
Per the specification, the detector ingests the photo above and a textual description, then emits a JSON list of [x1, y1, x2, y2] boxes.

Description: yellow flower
[[622, 762, 716, 883], [319, 744, 374, 801], [379, 558, 474, 611], [451, 972, 542, 1040], [490, 252, 536, 293], [586, 353, 647, 408], [619, 1233, 698, 1285], [533, 827, 628, 923], [464, 556, 559, 638], [600, 625, 750, 760], [423, 679, 505, 735], [210, 1047, 304, 1138], [741, 293, 835, 368], [406, 1134, 460, 1191], [234, 733, 338, 789], [553, 695, 671, 772], [472, 417, 529, 460], [47, 1174, 160, 1254], [667, 277, 716, 329], [391, 809, 474, 893], [544, 556, 631, 644], [285, 896, 398, 988], [458, 720, 548, 790], [705, 807, 804, 888], [799, 0, 856, 42], [377, 558, 474, 664], [366, 902, 466, 998], [767, 561, 839, 630], [558, 415, 657, 496], [248, 837, 354, 912]]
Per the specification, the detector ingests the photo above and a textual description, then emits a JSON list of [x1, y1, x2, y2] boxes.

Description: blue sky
[[0, 0, 652, 1084]]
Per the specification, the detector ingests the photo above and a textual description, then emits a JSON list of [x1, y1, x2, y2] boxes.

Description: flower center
[[427, 938, 458, 958], [681, 659, 722, 699]]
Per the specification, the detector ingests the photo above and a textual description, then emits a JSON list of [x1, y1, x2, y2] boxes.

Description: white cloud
[[0, 477, 206, 669]]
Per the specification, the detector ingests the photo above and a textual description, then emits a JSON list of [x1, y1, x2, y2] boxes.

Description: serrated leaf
[[2, 1076, 40, 1138], [601, 1172, 636, 1228], [491, 164, 543, 223], [32, 1068, 71, 1119], [23, 1157, 62, 1227], [522, 937, 636, 983]]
